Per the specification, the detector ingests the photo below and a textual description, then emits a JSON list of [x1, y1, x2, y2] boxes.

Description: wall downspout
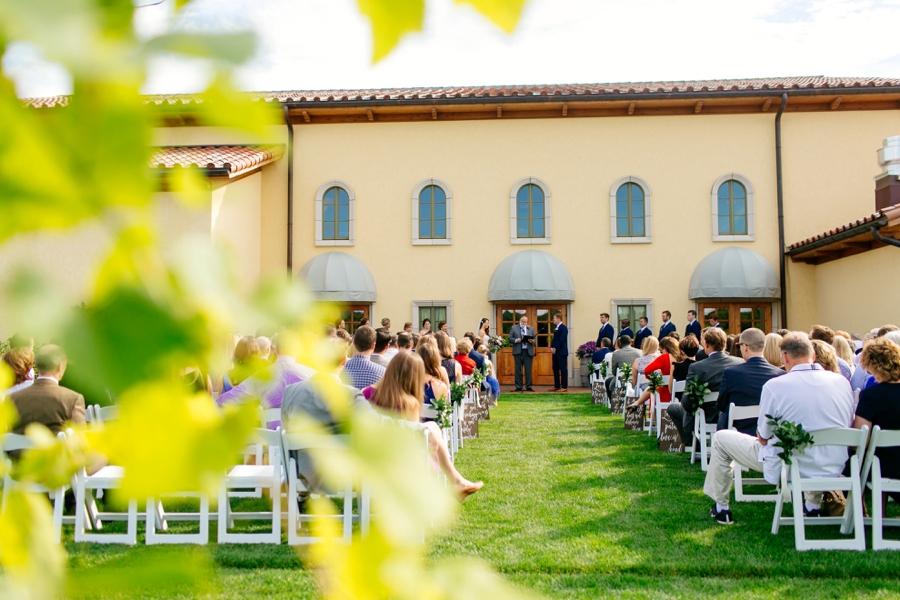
[[283, 104, 294, 278], [870, 225, 900, 248], [775, 93, 788, 328]]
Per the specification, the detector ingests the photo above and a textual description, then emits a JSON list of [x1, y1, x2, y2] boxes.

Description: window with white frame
[[412, 301, 453, 335], [315, 180, 355, 246], [611, 298, 654, 332], [609, 176, 652, 244], [412, 179, 452, 245], [711, 173, 755, 242], [509, 177, 552, 245]]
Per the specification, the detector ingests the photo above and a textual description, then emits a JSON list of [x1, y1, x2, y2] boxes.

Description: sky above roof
[[5, 0, 900, 98]]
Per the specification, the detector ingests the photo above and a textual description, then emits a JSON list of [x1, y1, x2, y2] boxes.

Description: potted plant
[[575, 341, 597, 382]]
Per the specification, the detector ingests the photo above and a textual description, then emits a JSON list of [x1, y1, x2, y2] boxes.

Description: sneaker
[[803, 506, 824, 518], [709, 505, 735, 525]]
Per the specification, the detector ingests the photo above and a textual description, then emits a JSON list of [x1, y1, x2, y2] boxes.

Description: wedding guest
[[9, 345, 85, 435], [256, 336, 272, 360], [478, 343, 502, 399], [396, 332, 412, 352], [670, 335, 699, 400], [454, 338, 477, 375], [607, 336, 640, 396], [627, 336, 682, 410], [763, 333, 784, 369], [437, 321, 448, 334], [667, 328, 741, 447], [877, 324, 899, 337], [2, 343, 35, 396], [596, 313, 615, 347], [419, 319, 432, 335], [369, 352, 482, 500], [630, 336, 660, 391], [809, 325, 852, 381], [418, 342, 450, 405], [703, 332, 853, 525], [341, 326, 386, 389], [715, 328, 784, 433], [370, 328, 393, 369], [381, 317, 392, 332], [776, 329, 790, 337], [592, 338, 613, 364], [618, 318, 634, 340], [359, 317, 370, 328], [222, 336, 266, 393], [411, 333, 421, 349], [812, 340, 840, 374], [659, 310, 676, 339], [464, 332, 487, 373], [685, 310, 701, 340], [833, 335, 855, 374], [384, 334, 400, 361], [854, 339, 900, 499], [335, 328, 352, 344], [435, 332, 462, 385], [403, 322, 413, 334]]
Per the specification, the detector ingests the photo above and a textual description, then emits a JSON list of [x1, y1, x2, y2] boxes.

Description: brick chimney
[[876, 136, 900, 210]]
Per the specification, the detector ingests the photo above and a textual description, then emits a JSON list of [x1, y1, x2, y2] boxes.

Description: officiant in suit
[[508, 315, 535, 392], [550, 313, 569, 392]]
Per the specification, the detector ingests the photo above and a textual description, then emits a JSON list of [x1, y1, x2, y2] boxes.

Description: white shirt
[[3, 379, 34, 396], [384, 348, 399, 360], [756, 363, 854, 484]]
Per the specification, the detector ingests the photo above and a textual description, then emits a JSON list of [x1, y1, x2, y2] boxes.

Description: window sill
[[412, 238, 452, 246], [315, 239, 354, 247]]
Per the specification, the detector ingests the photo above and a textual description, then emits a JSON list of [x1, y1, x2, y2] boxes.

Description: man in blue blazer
[[633, 316, 652, 350], [658, 310, 676, 339], [550, 313, 569, 391], [618, 318, 634, 341], [716, 328, 785, 433], [685, 310, 702, 340], [596, 312, 615, 347]]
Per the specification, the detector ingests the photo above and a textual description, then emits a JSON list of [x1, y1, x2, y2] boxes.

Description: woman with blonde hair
[[222, 336, 266, 393], [454, 338, 477, 376], [812, 339, 840, 374], [833, 335, 855, 372], [418, 342, 450, 402], [631, 336, 660, 390], [763, 333, 784, 369], [434, 331, 462, 384], [627, 336, 682, 410], [371, 352, 483, 500]]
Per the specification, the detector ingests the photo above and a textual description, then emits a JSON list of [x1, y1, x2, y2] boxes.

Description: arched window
[[412, 179, 452, 245], [315, 180, 355, 246], [609, 176, 652, 243], [509, 178, 552, 244], [711, 173, 755, 241]]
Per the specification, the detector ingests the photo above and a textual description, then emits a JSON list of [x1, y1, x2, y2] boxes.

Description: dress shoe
[[525, 387, 535, 392]]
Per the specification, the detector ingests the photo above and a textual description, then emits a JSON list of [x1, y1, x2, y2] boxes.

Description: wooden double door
[[495, 304, 565, 386], [698, 302, 772, 334]]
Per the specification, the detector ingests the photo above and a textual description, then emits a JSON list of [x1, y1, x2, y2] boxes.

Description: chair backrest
[[635, 373, 647, 387], [702, 392, 719, 404], [860, 425, 900, 484], [92, 404, 119, 426], [258, 407, 281, 427], [421, 406, 439, 420], [84, 405, 95, 424], [281, 430, 351, 453], [728, 403, 760, 429], [660, 375, 670, 384], [1, 433, 33, 453], [806, 426, 868, 450], [672, 380, 686, 394]]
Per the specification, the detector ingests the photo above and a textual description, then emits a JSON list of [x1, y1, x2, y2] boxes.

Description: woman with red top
[[454, 338, 477, 375], [627, 336, 683, 410]]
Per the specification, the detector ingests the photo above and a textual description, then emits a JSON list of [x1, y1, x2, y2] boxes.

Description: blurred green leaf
[[143, 31, 257, 64], [0, 488, 66, 600], [13, 424, 92, 489], [455, 0, 528, 33], [356, 0, 424, 63]]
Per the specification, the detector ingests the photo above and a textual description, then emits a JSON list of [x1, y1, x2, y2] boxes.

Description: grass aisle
[[431, 392, 900, 599]]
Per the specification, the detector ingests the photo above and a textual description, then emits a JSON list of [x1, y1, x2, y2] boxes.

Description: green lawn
[[58, 393, 900, 598]]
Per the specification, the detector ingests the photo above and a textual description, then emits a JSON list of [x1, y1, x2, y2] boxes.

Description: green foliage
[[450, 381, 467, 406], [468, 365, 487, 390], [646, 371, 664, 393], [617, 363, 632, 383], [765, 414, 815, 466], [683, 376, 710, 415], [597, 360, 607, 379], [431, 394, 453, 429]]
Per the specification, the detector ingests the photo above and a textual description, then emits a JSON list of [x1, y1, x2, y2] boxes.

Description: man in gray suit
[[508, 315, 536, 392], [606, 336, 641, 396], [667, 328, 742, 446]]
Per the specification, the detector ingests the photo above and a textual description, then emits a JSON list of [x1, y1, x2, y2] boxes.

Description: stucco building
[[5, 76, 900, 386]]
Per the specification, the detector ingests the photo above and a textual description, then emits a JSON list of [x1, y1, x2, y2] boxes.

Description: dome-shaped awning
[[689, 247, 780, 299], [488, 250, 575, 302], [299, 252, 377, 302]]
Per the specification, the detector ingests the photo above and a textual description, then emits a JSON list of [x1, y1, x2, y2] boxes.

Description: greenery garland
[[431, 394, 454, 430], [765, 415, 814, 466], [683, 376, 710, 415]]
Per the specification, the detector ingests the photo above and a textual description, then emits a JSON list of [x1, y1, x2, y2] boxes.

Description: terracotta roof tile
[[149, 145, 283, 177], [787, 205, 900, 252], [21, 76, 900, 109]]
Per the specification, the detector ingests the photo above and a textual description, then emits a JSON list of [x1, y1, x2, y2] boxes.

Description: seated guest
[[715, 328, 785, 433], [607, 336, 641, 396], [435, 332, 462, 385], [256, 336, 272, 361], [812, 340, 840, 374], [618, 319, 634, 340], [370, 328, 392, 369], [667, 328, 742, 447], [464, 332, 486, 372], [384, 334, 400, 360], [335, 328, 352, 345], [218, 331, 316, 423], [832, 336, 856, 376], [477, 343, 502, 400], [410, 332, 421, 349], [9, 345, 85, 435], [222, 336, 266, 393], [694, 328, 710, 361], [854, 338, 900, 500], [341, 325, 386, 390], [627, 336, 682, 410], [630, 336, 660, 391], [454, 338, 477, 376], [2, 341, 35, 396], [634, 317, 652, 351], [370, 352, 482, 500], [396, 332, 412, 353], [670, 335, 699, 400], [810, 325, 852, 381], [592, 338, 613, 364], [763, 333, 784, 369], [703, 332, 854, 524], [418, 340, 450, 395]]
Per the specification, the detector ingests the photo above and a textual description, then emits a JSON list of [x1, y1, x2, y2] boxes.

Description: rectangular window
[[611, 298, 653, 333], [413, 301, 453, 335]]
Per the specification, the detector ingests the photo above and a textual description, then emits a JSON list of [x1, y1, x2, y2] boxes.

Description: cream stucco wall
[[211, 173, 262, 290]]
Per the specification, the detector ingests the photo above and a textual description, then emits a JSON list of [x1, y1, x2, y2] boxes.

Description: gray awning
[[298, 252, 377, 302], [488, 250, 575, 302], [689, 247, 780, 299]]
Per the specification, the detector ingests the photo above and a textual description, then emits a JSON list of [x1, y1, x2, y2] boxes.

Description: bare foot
[[454, 480, 484, 502]]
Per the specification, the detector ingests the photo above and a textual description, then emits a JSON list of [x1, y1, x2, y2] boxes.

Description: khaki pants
[[703, 429, 821, 508]]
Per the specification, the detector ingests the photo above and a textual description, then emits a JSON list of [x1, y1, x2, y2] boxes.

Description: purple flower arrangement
[[576, 340, 597, 361]]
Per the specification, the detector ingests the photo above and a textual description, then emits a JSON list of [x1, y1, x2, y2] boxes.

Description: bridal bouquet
[[487, 335, 506, 354]]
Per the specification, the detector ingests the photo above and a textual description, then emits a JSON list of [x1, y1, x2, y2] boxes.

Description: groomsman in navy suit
[[709, 315, 723, 328], [618, 318, 634, 340], [596, 312, 615, 347], [685, 310, 702, 339], [550, 313, 569, 391], [658, 310, 676, 338], [633, 316, 652, 350]]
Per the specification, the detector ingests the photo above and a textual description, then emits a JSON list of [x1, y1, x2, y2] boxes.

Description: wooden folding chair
[[859, 426, 900, 550], [771, 426, 868, 551], [728, 403, 775, 502]]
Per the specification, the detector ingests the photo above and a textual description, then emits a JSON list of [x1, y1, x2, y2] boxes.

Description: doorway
[[495, 304, 565, 386], [698, 302, 772, 334]]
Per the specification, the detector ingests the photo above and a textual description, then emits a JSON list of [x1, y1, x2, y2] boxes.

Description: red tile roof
[[22, 76, 900, 108], [149, 145, 283, 177], [787, 204, 900, 253]]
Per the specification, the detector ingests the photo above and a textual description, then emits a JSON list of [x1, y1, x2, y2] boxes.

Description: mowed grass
[[57, 393, 900, 598]]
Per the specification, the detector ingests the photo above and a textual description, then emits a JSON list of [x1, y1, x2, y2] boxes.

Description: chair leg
[[873, 476, 884, 550], [125, 499, 138, 546], [74, 477, 86, 542], [52, 487, 65, 544], [791, 469, 808, 551], [343, 485, 353, 543]]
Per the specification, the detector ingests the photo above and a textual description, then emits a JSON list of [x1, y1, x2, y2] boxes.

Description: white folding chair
[[727, 403, 775, 502], [282, 430, 356, 545], [859, 426, 900, 550], [691, 392, 719, 471], [146, 493, 209, 545], [771, 426, 868, 551], [74, 462, 138, 545], [647, 375, 670, 437], [658, 379, 684, 440], [1, 432, 70, 543], [218, 427, 284, 544], [91, 405, 120, 427], [421, 406, 453, 462]]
